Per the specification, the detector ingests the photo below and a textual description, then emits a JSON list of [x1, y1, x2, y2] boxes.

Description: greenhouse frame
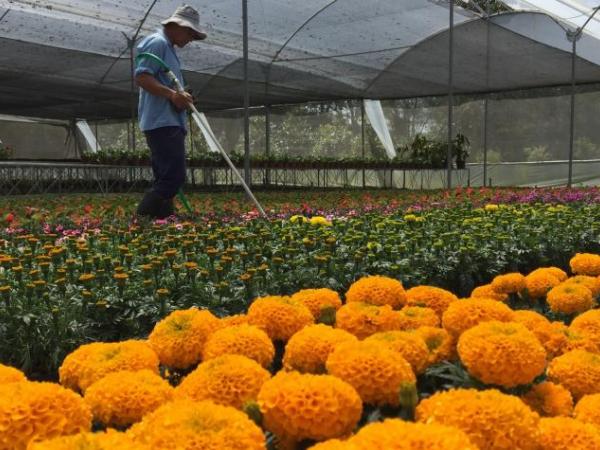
[[2, 0, 600, 191]]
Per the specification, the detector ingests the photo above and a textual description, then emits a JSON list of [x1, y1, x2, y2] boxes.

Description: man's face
[[173, 25, 197, 47]]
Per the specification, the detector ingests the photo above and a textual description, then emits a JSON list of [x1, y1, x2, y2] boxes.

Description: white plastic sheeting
[[75, 120, 101, 152], [364, 99, 396, 159]]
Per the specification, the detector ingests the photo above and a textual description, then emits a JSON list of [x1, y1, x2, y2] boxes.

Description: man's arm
[[135, 73, 193, 110]]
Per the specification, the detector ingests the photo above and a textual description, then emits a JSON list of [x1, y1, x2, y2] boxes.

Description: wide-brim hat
[[162, 4, 207, 40]]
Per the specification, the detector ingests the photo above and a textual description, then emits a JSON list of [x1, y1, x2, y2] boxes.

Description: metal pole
[[129, 38, 136, 153], [568, 37, 576, 187], [361, 99, 366, 188], [483, 0, 491, 187], [243, 0, 251, 186], [446, 0, 454, 189], [265, 104, 271, 185]]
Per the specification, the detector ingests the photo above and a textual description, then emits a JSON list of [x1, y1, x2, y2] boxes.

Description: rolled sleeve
[[134, 37, 166, 77]]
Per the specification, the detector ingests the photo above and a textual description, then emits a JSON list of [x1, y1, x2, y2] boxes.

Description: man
[[134, 5, 206, 219]]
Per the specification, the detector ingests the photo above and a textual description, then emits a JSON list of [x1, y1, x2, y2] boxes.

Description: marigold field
[[2, 187, 600, 449]]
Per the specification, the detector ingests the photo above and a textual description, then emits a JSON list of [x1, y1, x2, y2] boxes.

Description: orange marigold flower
[[414, 326, 456, 365], [59, 340, 159, 393], [220, 314, 248, 327], [524, 271, 561, 299], [326, 340, 415, 406], [521, 381, 573, 417], [349, 419, 478, 450], [257, 371, 362, 444], [0, 381, 91, 450], [148, 308, 222, 369], [396, 306, 439, 329], [458, 321, 546, 388], [471, 284, 508, 302], [570, 309, 600, 348], [29, 430, 148, 450], [127, 400, 265, 450], [291, 288, 343, 319], [405, 285, 458, 316], [334, 302, 402, 339], [175, 354, 270, 410], [345, 275, 406, 309], [283, 324, 357, 374], [538, 322, 599, 358], [491, 272, 526, 294], [538, 417, 600, 450], [364, 330, 430, 374], [441, 298, 515, 338], [308, 439, 356, 450], [416, 388, 540, 450], [548, 349, 600, 400], [203, 324, 274, 368], [247, 295, 314, 342], [83, 369, 174, 428], [0, 363, 26, 384], [513, 309, 552, 331], [574, 393, 600, 427], [570, 253, 600, 277], [563, 275, 600, 297], [529, 266, 568, 282], [546, 283, 595, 315]]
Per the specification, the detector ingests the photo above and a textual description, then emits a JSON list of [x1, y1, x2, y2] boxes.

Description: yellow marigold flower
[[308, 439, 356, 450], [326, 340, 415, 406], [176, 354, 270, 409], [396, 305, 439, 329], [290, 288, 342, 320], [290, 214, 308, 223], [570, 253, 600, 277], [84, 369, 174, 428], [441, 298, 515, 338], [309, 216, 332, 227], [127, 399, 265, 449], [247, 295, 314, 342], [574, 393, 600, 427], [414, 326, 456, 365], [203, 324, 274, 368], [513, 309, 552, 330], [548, 349, 600, 400], [570, 309, 600, 348], [59, 340, 159, 393], [538, 417, 600, 450], [29, 430, 149, 450], [345, 275, 406, 309], [283, 324, 357, 374], [491, 272, 526, 294], [349, 419, 478, 450], [521, 381, 573, 417], [529, 266, 568, 282], [334, 302, 402, 339], [364, 330, 430, 374], [416, 388, 539, 450], [0, 381, 91, 450], [0, 363, 26, 384], [220, 314, 248, 327], [257, 371, 362, 444], [524, 271, 561, 299], [148, 308, 222, 369], [564, 275, 600, 297], [484, 203, 499, 211], [458, 321, 546, 388], [470, 283, 509, 302], [546, 283, 595, 315]]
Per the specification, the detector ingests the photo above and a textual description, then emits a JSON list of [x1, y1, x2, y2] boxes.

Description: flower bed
[[1, 254, 600, 448]]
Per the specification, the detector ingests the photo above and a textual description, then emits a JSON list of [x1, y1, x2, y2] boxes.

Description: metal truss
[[0, 162, 471, 195]]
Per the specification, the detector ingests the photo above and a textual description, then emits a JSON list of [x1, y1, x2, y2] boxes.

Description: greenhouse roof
[[2, 1, 600, 119]]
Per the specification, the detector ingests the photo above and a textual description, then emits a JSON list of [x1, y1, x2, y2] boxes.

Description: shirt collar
[[158, 28, 175, 49]]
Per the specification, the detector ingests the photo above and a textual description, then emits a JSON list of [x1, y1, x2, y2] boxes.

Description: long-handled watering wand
[[135, 52, 267, 218]]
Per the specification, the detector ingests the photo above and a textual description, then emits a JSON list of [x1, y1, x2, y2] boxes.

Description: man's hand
[[170, 91, 193, 110]]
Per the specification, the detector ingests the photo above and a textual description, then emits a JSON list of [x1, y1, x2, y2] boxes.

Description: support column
[[446, 0, 455, 189], [265, 105, 271, 185], [242, 0, 251, 186]]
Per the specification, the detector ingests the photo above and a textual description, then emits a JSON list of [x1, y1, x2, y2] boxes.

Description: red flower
[[84, 204, 93, 214], [5, 213, 14, 223]]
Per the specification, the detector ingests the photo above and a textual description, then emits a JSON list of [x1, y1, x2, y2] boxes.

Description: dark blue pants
[[145, 126, 186, 198]]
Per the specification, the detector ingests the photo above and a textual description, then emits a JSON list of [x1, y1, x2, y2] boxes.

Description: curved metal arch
[[263, 0, 341, 100], [360, 10, 599, 97]]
